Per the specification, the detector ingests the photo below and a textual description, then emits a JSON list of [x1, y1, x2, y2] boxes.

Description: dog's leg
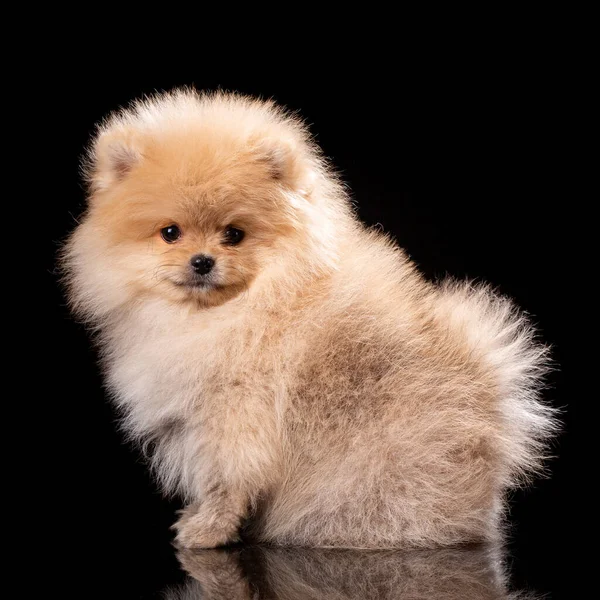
[[173, 484, 248, 549]]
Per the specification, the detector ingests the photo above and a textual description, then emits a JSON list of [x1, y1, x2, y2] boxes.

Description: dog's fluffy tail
[[437, 280, 559, 487]]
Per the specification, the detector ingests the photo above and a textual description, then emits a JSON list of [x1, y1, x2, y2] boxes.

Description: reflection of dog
[[170, 545, 534, 600], [63, 89, 556, 549]]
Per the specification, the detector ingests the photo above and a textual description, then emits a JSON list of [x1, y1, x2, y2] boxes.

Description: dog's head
[[63, 91, 347, 318]]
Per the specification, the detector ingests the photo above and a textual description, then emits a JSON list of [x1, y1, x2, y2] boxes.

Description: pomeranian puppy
[[62, 89, 555, 549]]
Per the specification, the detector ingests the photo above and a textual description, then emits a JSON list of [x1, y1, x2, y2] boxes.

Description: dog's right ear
[[86, 125, 142, 192]]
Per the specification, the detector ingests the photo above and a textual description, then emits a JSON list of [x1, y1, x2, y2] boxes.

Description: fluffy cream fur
[[62, 89, 556, 549]]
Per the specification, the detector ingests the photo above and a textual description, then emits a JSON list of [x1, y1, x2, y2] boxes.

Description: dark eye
[[160, 224, 181, 243], [223, 226, 245, 245]]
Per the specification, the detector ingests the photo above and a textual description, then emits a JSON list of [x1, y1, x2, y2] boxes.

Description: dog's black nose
[[190, 254, 215, 275]]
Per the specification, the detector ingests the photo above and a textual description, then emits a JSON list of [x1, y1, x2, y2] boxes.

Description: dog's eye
[[223, 226, 245, 245], [160, 225, 181, 243]]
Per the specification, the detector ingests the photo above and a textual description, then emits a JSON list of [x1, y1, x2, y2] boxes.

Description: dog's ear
[[253, 137, 317, 196], [86, 125, 142, 192]]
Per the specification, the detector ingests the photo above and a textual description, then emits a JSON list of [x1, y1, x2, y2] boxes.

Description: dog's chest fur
[[103, 298, 295, 450]]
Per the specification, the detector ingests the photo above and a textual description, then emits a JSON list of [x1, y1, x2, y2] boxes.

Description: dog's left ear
[[86, 124, 143, 194], [253, 137, 317, 196]]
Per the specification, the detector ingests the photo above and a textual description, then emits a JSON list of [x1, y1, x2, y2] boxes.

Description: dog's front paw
[[173, 504, 241, 549]]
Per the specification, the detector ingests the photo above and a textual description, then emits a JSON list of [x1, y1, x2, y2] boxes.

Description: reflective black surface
[[72, 539, 564, 599], [57, 523, 572, 598], [171, 544, 527, 599]]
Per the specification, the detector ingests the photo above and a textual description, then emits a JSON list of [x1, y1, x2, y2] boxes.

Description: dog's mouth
[[172, 278, 225, 292], [167, 274, 248, 306]]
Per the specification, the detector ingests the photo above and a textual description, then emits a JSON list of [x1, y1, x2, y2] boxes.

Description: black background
[[38, 47, 586, 598]]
